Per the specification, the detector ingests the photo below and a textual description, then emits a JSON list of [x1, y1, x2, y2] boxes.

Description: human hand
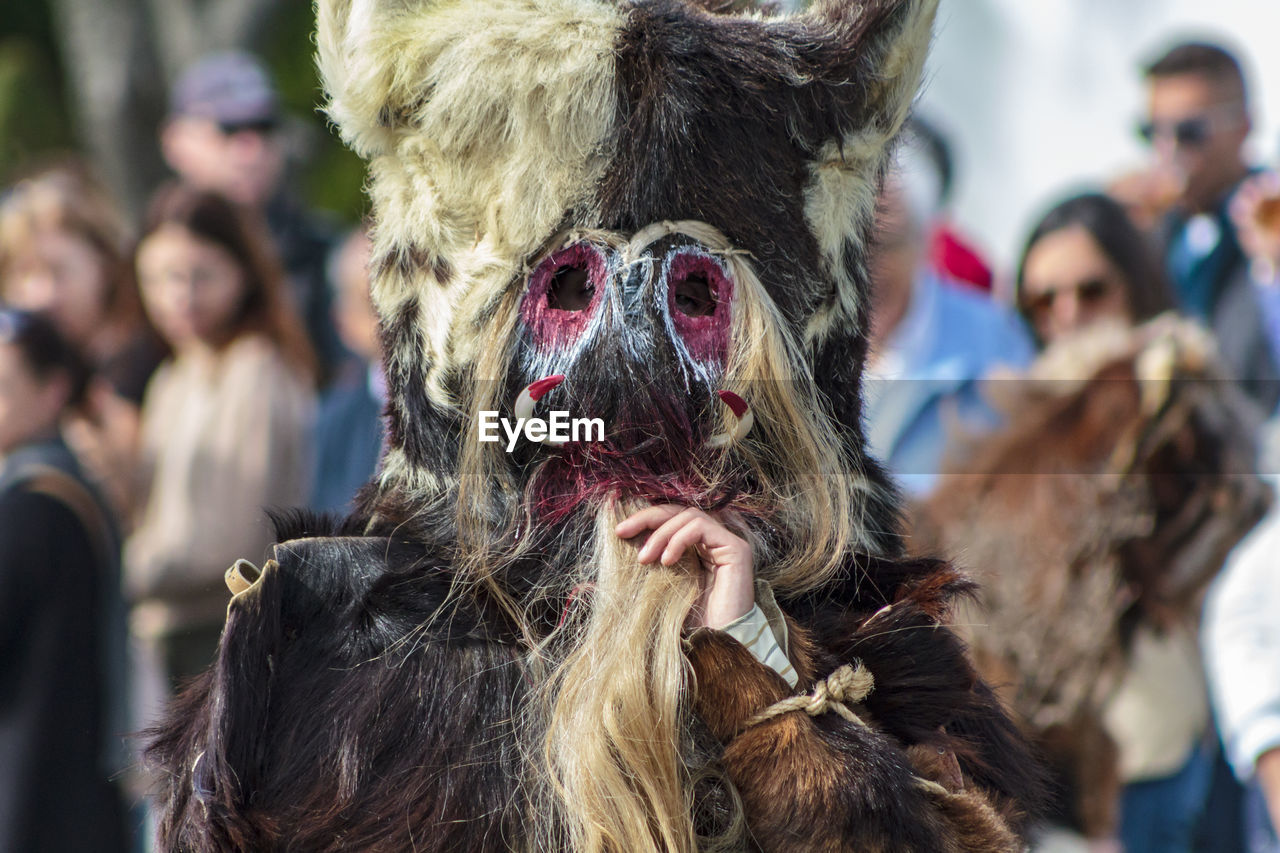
[[63, 381, 143, 523], [615, 505, 754, 629], [1108, 167, 1185, 230], [1230, 172, 1280, 280]]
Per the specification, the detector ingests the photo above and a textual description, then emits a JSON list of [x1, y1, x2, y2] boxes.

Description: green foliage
[[259, 3, 368, 224], [0, 38, 73, 183]]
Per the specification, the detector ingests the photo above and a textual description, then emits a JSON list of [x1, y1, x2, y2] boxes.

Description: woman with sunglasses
[[1016, 192, 1174, 348], [0, 310, 130, 852]]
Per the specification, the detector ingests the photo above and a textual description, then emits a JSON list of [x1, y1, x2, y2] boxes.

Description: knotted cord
[[743, 661, 955, 798]]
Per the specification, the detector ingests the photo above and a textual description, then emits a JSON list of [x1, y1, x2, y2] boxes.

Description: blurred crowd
[[0, 51, 383, 851], [871, 41, 1280, 853], [0, 35, 1278, 853]]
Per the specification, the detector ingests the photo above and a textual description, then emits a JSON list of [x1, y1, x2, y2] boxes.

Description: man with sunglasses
[[160, 52, 345, 383], [1118, 40, 1279, 412]]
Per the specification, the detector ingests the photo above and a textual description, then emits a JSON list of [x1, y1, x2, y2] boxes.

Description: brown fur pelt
[[910, 316, 1271, 837], [144, 0, 1050, 849], [148, 526, 1044, 851]]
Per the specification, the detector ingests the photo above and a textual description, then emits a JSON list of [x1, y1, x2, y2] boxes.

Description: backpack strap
[[16, 462, 116, 570]]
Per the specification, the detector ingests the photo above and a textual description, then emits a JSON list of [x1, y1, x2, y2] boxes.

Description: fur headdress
[[318, 0, 937, 560]]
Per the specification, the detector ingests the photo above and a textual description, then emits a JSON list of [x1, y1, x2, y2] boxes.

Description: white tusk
[[707, 390, 753, 448], [514, 375, 568, 444]]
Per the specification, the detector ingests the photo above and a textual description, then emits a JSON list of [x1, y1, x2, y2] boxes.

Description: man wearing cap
[[160, 51, 345, 380]]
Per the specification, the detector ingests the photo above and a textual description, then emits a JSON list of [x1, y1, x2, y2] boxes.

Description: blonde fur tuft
[[317, 0, 623, 406], [802, 0, 939, 346], [530, 503, 707, 853]]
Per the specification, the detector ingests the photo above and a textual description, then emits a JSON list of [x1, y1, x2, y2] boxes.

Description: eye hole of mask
[[547, 265, 594, 312], [672, 272, 715, 317]]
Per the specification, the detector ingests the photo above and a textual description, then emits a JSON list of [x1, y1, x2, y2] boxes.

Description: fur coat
[[146, 0, 1046, 849], [911, 318, 1270, 838]]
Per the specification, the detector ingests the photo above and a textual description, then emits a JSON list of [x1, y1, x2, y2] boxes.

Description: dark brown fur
[[686, 567, 1035, 852], [600, 0, 908, 519], [146, 513, 1046, 851], [910, 327, 1270, 837]]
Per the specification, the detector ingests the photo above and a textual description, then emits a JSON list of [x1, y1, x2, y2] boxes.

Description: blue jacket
[[310, 364, 387, 514], [865, 272, 1035, 497]]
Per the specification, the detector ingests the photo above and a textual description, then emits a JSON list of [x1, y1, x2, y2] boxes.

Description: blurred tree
[[141, 0, 285, 81], [259, 2, 367, 221], [4, 0, 364, 224], [47, 0, 169, 216], [0, 38, 74, 178]]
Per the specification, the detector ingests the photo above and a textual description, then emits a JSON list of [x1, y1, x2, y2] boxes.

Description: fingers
[[614, 504, 683, 539], [1233, 171, 1280, 217], [659, 516, 712, 565], [659, 515, 744, 566], [615, 503, 756, 630], [615, 504, 744, 567], [637, 508, 708, 565]]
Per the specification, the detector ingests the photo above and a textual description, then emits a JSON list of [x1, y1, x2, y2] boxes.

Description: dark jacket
[[0, 438, 129, 853], [1160, 193, 1280, 413], [265, 194, 346, 384]]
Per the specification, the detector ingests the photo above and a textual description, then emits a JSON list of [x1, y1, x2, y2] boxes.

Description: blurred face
[[161, 116, 285, 208], [136, 224, 248, 351], [0, 343, 68, 455], [3, 228, 110, 346], [869, 179, 925, 345], [1143, 74, 1249, 211], [332, 231, 380, 362], [1020, 225, 1133, 345]]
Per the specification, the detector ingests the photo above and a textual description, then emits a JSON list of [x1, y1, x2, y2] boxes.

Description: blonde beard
[[525, 501, 747, 853]]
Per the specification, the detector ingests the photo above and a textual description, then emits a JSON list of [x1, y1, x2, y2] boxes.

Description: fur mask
[[314, 2, 948, 848], [318, 0, 937, 572]]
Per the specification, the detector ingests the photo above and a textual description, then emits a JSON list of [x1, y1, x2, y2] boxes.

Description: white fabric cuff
[[720, 604, 798, 687], [1231, 716, 1280, 782]]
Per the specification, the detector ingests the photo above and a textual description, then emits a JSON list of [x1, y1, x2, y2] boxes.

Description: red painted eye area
[[672, 271, 715, 317], [667, 251, 732, 364], [522, 242, 606, 348], [547, 265, 594, 311]]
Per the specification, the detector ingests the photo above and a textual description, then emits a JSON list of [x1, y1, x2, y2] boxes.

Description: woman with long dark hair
[[125, 183, 316, 693], [1015, 192, 1175, 348]]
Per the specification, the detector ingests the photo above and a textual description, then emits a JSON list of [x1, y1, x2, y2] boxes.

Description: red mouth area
[[523, 403, 739, 521], [528, 451, 735, 522]]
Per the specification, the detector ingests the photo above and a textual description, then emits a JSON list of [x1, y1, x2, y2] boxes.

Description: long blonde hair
[[529, 503, 706, 851]]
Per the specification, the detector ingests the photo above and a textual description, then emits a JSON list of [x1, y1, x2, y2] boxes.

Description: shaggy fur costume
[[911, 318, 1270, 839], [147, 0, 1046, 849]]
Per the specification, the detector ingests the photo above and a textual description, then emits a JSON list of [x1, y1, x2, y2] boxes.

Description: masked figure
[[147, 0, 1045, 849]]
